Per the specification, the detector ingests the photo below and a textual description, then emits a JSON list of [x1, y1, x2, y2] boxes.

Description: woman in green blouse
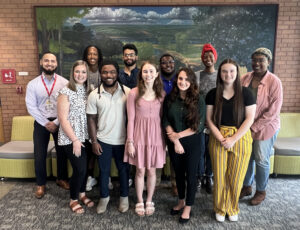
[[163, 67, 206, 224]]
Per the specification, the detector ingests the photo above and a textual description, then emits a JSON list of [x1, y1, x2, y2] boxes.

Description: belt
[[47, 117, 57, 121]]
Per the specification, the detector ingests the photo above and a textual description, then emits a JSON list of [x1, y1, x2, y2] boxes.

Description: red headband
[[201, 44, 218, 61]]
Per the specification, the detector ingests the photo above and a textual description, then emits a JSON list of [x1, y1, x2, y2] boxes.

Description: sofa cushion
[[274, 137, 300, 156], [0, 141, 54, 159]]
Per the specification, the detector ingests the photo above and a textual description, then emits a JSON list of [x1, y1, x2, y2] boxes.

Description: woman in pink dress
[[124, 61, 166, 217]]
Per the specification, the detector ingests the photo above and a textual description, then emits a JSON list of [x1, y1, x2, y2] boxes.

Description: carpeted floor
[[0, 176, 299, 230]]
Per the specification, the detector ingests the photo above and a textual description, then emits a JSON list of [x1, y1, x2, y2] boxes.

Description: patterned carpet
[[0, 176, 299, 230]]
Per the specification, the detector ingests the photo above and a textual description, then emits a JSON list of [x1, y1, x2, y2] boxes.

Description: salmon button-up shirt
[[241, 71, 283, 141]]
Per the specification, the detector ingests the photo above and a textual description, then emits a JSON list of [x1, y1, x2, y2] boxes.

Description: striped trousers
[[209, 126, 252, 216]]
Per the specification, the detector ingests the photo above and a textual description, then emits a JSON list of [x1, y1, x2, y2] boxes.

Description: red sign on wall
[[1, 69, 16, 84]]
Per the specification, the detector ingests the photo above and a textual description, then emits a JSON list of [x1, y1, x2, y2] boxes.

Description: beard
[[124, 59, 136, 67], [161, 69, 175, 78], [41, 66, 57, 76], [102, 78, 118, 88]]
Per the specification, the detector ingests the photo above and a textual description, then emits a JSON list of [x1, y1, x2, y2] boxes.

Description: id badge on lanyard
[[41, 74, 57, 112]]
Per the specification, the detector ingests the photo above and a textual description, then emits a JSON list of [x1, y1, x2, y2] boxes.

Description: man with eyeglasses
[[158, 53, 177, 196], [119, 44, 139, 89], [87, 60, 131, 214]]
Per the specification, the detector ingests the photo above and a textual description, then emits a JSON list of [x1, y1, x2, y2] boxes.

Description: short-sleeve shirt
[[199, 71, 217, 97], [86, 83, 130, 145], [119, 67, 139, 89], [58, 85, 88, 145], [206, 87, 255, 126], [88, 70, 101, 92]]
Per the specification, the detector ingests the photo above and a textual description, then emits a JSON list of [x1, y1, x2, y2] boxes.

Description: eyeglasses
[[160, 61, 175, 65], [101, 70, 117, 75], [124, 53, 136, 58]]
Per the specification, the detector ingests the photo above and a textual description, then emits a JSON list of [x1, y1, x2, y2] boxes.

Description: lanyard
[[41, 73, 57, 97]]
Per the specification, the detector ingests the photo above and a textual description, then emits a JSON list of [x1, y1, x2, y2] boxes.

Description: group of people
[[25, 43, 282, 224]]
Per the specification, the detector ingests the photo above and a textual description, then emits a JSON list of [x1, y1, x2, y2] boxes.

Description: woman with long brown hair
[[163, 67, 206, 224], [206, 59, 256, 222], [124, 61, 166, 217]]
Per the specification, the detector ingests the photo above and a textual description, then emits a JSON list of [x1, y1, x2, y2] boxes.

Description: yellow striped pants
[[209, 126, 252, 216]]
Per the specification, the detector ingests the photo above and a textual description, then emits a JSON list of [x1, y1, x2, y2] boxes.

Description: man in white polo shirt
[[87, 60, 130, 214]]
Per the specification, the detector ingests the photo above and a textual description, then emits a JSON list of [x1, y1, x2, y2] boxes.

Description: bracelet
[[91, 140, 98, 144], [127, 140, 134, 144]]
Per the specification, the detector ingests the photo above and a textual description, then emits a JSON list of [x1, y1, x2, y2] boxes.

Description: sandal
[[135, 202, 145, 217], [145, 202, 155, 216], [70, 201, 84, 214], [80, 195, 94, 208]]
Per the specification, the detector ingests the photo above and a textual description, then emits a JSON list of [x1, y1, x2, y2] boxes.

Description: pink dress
[[124, 87, 166, 169]]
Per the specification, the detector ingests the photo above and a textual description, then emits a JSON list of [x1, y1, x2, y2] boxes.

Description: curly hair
[[169, 67, 200, 131], [136, 61, 164, 104], [213, 59, 244, 128], [82, 45, 103, 68]]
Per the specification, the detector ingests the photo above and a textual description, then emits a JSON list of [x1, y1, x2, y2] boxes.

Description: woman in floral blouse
[[57, 60, 94, 214]]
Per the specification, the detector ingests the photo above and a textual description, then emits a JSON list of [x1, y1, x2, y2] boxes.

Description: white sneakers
[[215, 213, 239, 222], [86, 176, 97, 192], [86, 176, 114, 191], [129, 178, 133, 187], [228, 215, 238, 222], [108, 177, 114, 190], [216, 213, 225, 222]]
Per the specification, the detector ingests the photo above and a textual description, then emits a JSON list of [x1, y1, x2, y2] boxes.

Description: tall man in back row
[[26, 52, 69, 199]]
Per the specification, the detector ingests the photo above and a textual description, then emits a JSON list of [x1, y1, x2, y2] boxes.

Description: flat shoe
[[80, 195, 94, 208], [170, 208, 182, 215], [135, 202, 145, 217], [179, 216, 190, 224], [70, 201, 84, 214], [228, 214, 238, 222], [35, 185, 45, 199], [216, 213, 225, 222], [56, 180, 70, 190], [145, 202, 155, 216]]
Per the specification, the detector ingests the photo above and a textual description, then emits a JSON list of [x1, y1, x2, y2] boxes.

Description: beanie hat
[[201, 44, 218, 61], [252, 47, 272, 60]]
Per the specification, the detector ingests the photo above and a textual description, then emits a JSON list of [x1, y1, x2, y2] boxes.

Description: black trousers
[[63, 143, 87, 200], [33, 121, 68, 185], [168, 133, 201, 206], [85, 141, 96, 177]]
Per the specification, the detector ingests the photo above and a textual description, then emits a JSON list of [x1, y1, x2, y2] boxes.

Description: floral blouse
[[58, 85, 88, 145]]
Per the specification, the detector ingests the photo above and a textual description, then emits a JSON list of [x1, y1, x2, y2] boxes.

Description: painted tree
[[36, 7, 89, 75]]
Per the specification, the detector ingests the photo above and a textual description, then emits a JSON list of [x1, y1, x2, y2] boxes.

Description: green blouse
[[162, 95, 206, 133]]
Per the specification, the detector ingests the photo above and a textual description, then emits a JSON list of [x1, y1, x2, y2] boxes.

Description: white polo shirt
[[86, 83, 130, 145]]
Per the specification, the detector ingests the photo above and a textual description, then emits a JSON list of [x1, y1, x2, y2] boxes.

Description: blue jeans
[[97, 141, 129, 198], [198, 132, 213, 177], [243, 130, 279, 191]]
